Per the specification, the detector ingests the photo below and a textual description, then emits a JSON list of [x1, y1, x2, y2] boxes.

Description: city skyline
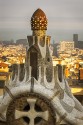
[[0, 0, 83, 42]]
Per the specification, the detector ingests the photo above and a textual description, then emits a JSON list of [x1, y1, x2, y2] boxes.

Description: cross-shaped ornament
[[15, 98, 49, 125]]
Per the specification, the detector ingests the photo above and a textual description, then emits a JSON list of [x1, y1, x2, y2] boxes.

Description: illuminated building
[[60, 41, 74, 53]]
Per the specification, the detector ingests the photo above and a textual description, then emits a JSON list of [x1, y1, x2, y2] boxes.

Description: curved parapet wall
[[0, 66, 83, 125]]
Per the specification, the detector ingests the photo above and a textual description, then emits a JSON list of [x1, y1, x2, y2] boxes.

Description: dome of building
[[31, 8, 48, 30]]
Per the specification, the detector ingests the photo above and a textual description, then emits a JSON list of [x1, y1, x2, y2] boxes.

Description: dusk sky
[[0, 0, 83, 42]]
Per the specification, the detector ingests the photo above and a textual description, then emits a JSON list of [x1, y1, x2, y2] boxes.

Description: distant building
[[60, 41, 74, 52], [77, 41, 83, 49], [73, 34, 78, 48], [2, 40, 14, 45], [16, 39, 27, 45], [73, 34, 83, 49], [51, 43, 59, 57]]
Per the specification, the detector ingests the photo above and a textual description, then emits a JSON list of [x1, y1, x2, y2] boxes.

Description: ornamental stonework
[[0, 8, 83, 125]]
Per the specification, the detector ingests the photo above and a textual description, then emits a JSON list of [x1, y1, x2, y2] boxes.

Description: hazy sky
[[0, 0, 83, 42]]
